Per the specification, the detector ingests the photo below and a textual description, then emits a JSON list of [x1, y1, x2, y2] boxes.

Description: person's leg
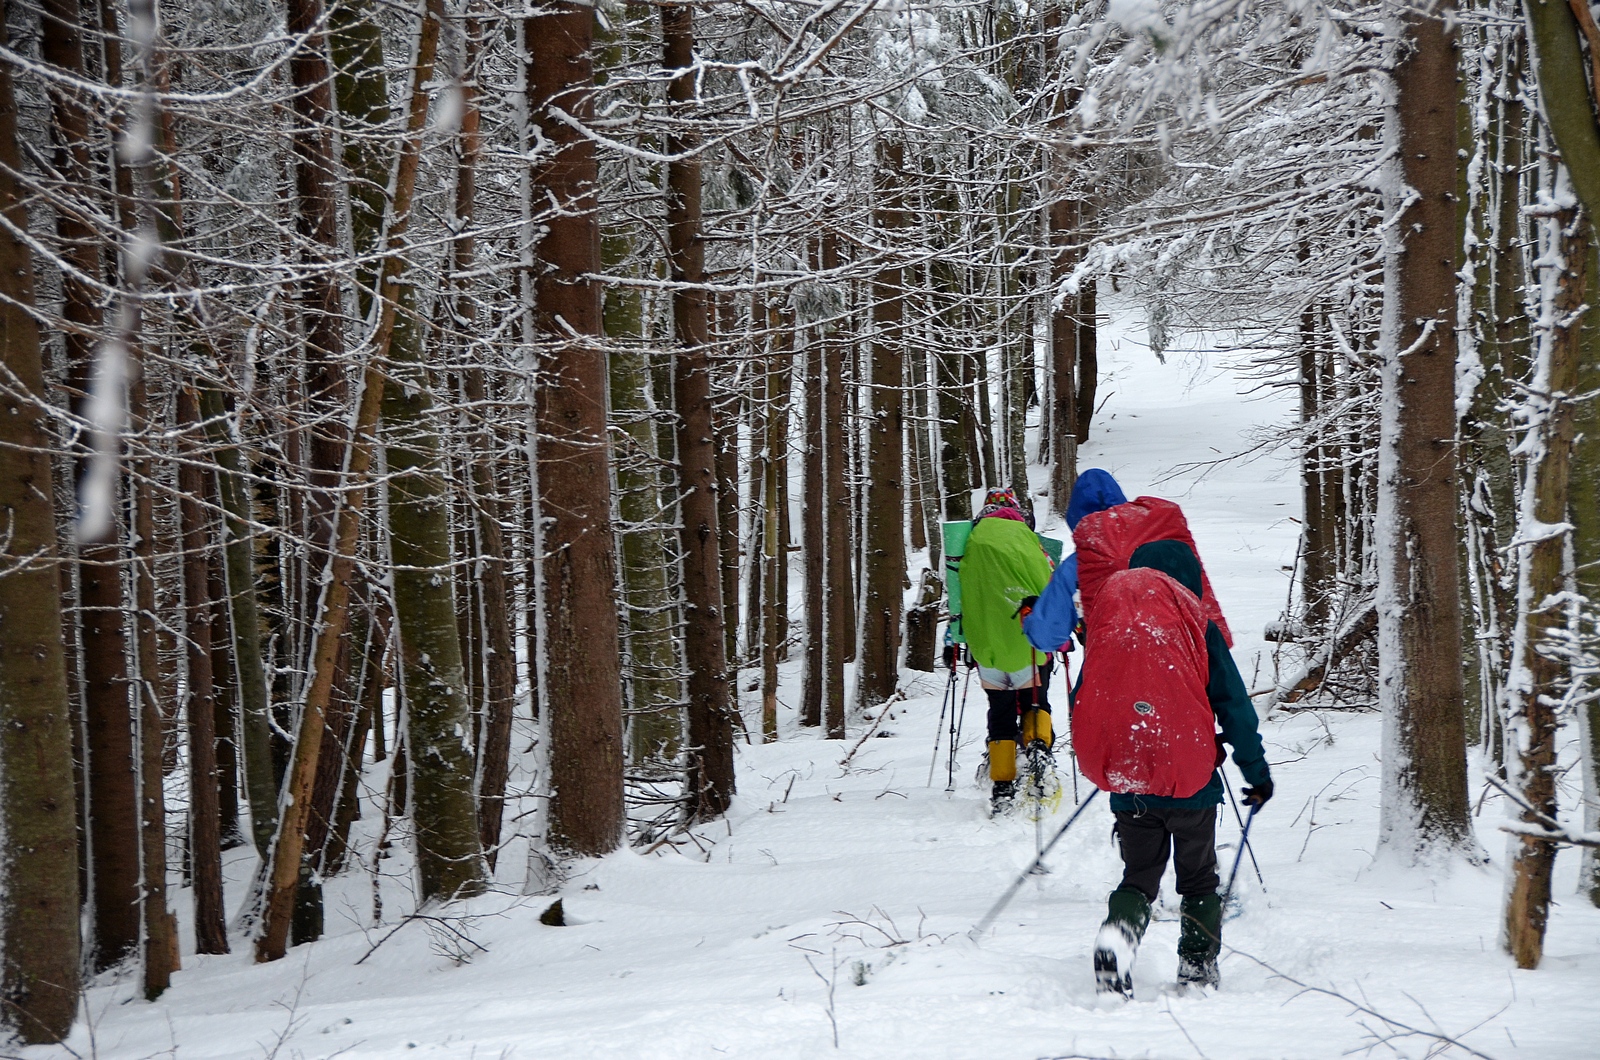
[[1021, 657, 1054, 748], [1168, 806, 1223, 987], [984, 686, 1021, 784], [1095, 807, 1166, 995]]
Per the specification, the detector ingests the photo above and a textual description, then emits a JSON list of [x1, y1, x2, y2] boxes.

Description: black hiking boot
[[1094, 888, 1151, 999], [1176, 893, 1223, 991], [990, 780, 1016, 816], [1093, 929, 1135, 998]]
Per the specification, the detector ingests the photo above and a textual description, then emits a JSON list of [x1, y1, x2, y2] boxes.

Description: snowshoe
[[989, 780, 1016, 817], [1021, 742, 1062, 820], [1093, 923, 1136, 999]]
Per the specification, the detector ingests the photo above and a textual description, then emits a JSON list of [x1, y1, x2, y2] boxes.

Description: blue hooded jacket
[[1022, 469, 1129, 652]]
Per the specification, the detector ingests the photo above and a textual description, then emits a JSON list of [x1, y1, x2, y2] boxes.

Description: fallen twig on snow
[[1228, 945, 1503, 1059]]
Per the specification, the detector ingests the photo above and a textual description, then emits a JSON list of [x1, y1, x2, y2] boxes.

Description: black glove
[[1014, 595, 1039, 619], [942, 643, 958, 669], [1242, 780, 1274, 808]]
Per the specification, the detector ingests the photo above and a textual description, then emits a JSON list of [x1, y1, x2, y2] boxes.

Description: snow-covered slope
[[40, 305, 1600, 1059]]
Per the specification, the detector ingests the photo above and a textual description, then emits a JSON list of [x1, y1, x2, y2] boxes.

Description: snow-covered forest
[[0, 0, 1598, 1054]]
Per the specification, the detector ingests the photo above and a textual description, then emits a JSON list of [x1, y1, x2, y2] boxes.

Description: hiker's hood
[[1128, 539, 1203, 599], [1066, 469, 1128, 529]]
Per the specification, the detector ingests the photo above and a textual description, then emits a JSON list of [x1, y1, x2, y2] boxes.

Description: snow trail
[[42, 304, 1600, 1059]]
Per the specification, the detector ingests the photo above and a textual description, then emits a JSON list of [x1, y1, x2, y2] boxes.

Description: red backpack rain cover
[[1072, 567, 1217, 798], [1072, 496, 1233, 646]]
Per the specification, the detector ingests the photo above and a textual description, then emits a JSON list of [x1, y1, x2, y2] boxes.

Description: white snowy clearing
[[38, 305, 1600, 1060]]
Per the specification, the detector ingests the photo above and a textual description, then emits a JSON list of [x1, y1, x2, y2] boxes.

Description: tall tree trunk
[[257, 0, 446, 962], [606, 252, 683, 768], [801, 321, 825, 729], [0, 37, 82, 1042], [1047, 191, 1079, 514], [448, 9, 516, 867], [1575, 237, 1600, 906], [934, 313, 973, 521], [527, 0, 625, 856], [761, 342, 790, 741], [1377, 2, 1472, 858], [209, 545, 243, 848], [291, 0, 389, 932], [200, 387, 276, 856], [715, 370, 742, 668], [664, 1, 735, 815], [1523, 0, 1600, 221], [373, 0, 487, 904], [178, 389, 228, 954], [130, 377, 177, 997], [744, 351, 767, 664], [1502, 193, 1588, 969], [42, 0, 140, 975], [856, 138, 907, 709], [823, 232, 850, 737], [1075, 273, 1098, 445]]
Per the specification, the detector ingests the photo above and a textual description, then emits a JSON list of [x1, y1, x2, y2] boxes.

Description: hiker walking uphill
[[1022, 469, 1233, 655], [1073, 540, 1272, 998], [957, 488, 1056, 815]]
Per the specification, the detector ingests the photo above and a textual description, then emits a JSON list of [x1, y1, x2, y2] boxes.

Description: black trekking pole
[[1222, 802, 1261, 907], [946, 662, 971, 792], [1220, 770, 1266, 893], [928, 662, 958, 787], [969, 788, 1101, 940]]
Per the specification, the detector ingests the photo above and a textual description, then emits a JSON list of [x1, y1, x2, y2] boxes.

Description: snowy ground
[[35, 305, 1600, 1059]]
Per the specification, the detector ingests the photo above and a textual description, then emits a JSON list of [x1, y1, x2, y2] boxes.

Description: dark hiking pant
[[1113, 803, 1219, 901], [984, 657, 1054, 743]]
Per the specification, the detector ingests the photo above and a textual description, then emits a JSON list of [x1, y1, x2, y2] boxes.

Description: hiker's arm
[[1206, 622, 1269, 787], [1022, 553, 1078, 652]]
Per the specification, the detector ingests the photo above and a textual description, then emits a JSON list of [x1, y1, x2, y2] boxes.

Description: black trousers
[[1113, 803, 1219, 900], [984, 656, 1053, 743]]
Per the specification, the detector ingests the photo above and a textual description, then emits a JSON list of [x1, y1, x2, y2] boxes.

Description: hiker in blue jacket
[[1020, 469, 1128, 653]]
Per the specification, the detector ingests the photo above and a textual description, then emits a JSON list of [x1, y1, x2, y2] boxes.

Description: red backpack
[[1072, 496, 1233, 646], [1072, 567, 1217, 798]]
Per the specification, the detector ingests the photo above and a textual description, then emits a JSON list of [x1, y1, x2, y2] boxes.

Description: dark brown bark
[[664, 0, 734, 818], [0, 37, 82, 1042], [822, 232, 850, 738], [130, 379, 177, 997], [856, 140, 907, 709], [178, 389, 227, 954], [1047, 194, 1078, 513], [257, 0, 444, 963], [744, 353, 766, 663], [1075, 276, 1098, 444], [286, 0, 350, 560], [715, 364, 742, 668], [1503, 209, 1589, 968], [208, 542, 243, 848], [527, 3, 624, 855], [445, 9, 515, 865], [1379, 3, 1471, 856], [42, 0, 140, 976], [801, 313, 825, 728], [761, 340, 791, 741]]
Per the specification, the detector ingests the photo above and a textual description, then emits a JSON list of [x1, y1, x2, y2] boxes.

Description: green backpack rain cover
[[946, 517, 1056, 672]]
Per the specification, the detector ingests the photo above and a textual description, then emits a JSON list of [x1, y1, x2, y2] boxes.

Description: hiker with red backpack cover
[[1073, 539, 1272, 998], [1020, 468, 1233, 655]]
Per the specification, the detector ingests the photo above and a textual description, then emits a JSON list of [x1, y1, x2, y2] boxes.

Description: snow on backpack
[[1072, 496, 1234, 646], [1071, 567, 1217, 798]]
